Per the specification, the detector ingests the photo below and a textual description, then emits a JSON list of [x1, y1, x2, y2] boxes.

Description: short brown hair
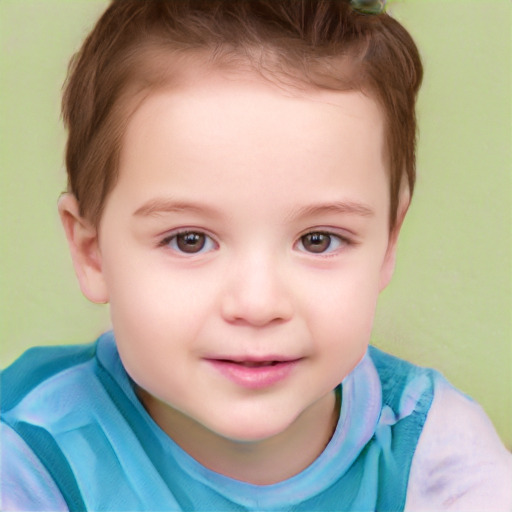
[[62, 0, 423, 229]]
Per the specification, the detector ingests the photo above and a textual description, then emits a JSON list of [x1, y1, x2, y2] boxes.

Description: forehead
[[110, 70, 388, 220]]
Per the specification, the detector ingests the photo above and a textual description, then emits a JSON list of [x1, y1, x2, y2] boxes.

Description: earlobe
[[379, 195, 410, 291], [379, 234, 398, 291], [58, 194, 109, 304]]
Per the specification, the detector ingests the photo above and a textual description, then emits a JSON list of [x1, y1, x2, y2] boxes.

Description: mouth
[[205, 357, 302, 389], [217, 359, 292, 368]]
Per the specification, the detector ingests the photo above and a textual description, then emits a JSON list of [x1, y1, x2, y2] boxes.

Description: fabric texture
[[1, 332, 509, 511]]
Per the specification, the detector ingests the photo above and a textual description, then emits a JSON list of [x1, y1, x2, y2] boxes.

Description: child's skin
[[59, 68, 403, 485]]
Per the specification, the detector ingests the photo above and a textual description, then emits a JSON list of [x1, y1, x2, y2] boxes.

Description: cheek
[[318, 296, 378, 385], [317, 293, 377, 351], [301, 261, 381, 323], [106, 253, 212, 322], [108, 279, 200, 401], [104, 257, 225, 370], [299, 262, 381, 367]]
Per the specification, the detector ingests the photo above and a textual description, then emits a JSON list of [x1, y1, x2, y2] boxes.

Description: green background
[[1, 1, 510, 447]]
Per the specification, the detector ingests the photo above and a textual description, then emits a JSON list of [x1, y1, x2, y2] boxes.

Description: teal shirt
[[1, 332, 437, 511]]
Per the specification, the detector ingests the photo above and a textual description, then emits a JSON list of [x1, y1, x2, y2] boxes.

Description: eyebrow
[[133, 197, 374, 221], [133, 198, 221, 218], [285, 201, 375, 222]]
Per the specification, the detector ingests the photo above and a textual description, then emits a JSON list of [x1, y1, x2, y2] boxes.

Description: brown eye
[[175, 232, 206, 253], [301, 232, 331, 253], [298, 232, 345, 254], [162, 230, 217, 255]]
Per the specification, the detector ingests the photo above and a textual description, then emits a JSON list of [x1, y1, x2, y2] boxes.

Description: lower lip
[[207, 359, 300, 389]]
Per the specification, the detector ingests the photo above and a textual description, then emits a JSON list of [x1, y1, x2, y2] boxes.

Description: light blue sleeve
[[405, 376, 512, 511], [1, 422, 68, 512]]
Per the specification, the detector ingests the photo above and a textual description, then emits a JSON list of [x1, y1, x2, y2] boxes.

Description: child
[[1, 0, 511, 510]]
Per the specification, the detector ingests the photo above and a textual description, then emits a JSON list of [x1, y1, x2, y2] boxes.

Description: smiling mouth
[[206, 358, 302, 389], [217, 359, 287, 368]]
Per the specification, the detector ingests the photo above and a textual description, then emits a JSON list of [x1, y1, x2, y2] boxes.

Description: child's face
[[72, 71, 398, 443]]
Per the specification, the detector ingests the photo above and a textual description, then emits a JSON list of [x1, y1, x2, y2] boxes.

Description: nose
[[220, 253, 293, 327]]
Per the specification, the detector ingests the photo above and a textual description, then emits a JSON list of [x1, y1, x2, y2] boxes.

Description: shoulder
[[0, 335, 117, 511], [405, 377, 512, 511], [1, 342, 97, 414], [368, 345, 437, 415], [366, 348, 512, 510], [1, 422, 68, 511], [368, 345, 435, 388]]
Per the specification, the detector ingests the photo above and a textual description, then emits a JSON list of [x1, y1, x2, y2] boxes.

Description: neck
[[138, 388, 340, 485]]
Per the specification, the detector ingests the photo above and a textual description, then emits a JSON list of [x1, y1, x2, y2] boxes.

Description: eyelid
[[297, 226, 355, 243]]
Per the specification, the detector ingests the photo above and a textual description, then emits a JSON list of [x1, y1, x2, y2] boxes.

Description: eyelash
[[158, 229, 353, 256], [295, 230, 353, 256], [159, 230, 218, 255]]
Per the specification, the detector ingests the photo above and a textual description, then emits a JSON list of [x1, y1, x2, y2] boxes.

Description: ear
[[379, 194, 410, 291], [58, 194, 109, 304]]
